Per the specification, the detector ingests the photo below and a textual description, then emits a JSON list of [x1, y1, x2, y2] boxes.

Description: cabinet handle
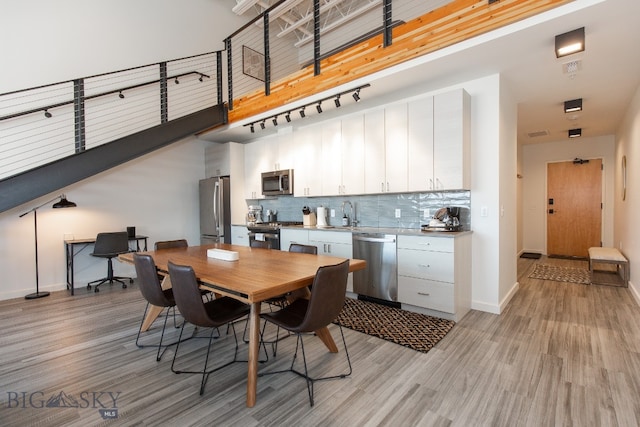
[[417, 292, 431, 296], [429, 178, 434, 190], [381, 182, 385, 192], [386, 182, 390, 192]]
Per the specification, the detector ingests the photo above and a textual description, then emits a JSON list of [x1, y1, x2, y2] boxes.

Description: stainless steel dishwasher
[[352, 233, 397, 302]]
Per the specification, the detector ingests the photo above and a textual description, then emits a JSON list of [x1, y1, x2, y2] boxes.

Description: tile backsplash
[[247, 190, 471, 230]]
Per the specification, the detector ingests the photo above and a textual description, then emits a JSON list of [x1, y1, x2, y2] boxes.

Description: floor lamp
[[19, 194, 77, 300]]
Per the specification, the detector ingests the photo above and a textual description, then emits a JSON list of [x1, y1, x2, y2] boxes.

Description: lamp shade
[[53, 195, 76, 209]]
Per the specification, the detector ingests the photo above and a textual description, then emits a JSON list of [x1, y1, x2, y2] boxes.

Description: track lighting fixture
[[174, 77, 179, 84], [564, 98, 582, 113], [555, 27, 585, 58], [568, 128, 582, 138], [44, 109, 52, 118], [244, 84, 370, 132], [118, 91, 125, 99]]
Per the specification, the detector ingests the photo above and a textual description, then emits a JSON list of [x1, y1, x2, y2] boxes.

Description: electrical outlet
[[395, 209, 401, 218], [423, 209, 429, 218], [330, 209, 335, 217], [481, 206, 488, 217]]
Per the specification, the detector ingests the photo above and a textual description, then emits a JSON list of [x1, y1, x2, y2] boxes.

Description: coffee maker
[[444, 207, 461, 231], [247, 205, 263, 226]]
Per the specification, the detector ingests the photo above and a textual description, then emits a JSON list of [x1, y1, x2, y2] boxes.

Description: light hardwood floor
[[1, 257, 640, 426]]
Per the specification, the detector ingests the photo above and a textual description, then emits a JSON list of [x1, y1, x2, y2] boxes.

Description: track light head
[[118, 91, 125, 99], [285, 112, 291, 122], [555, 27, 585, 58], [250, 123, 255, 133], [260, 121, 266, 130], [334, 95, 341, 108], [44, 109, 52, 118], [272, 117, 278, 126], [352, 89, 361, 102], [316, 102, 323, 114], [300, 107, 306, 118], [174, 77, 179, 84]]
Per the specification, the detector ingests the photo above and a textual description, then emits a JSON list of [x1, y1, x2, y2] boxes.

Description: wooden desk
[[65, 235, 148, 295], [119, 243, 365, 407]]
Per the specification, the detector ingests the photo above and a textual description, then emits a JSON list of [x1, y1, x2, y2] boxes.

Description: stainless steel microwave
[[261, 169, 294, 196]]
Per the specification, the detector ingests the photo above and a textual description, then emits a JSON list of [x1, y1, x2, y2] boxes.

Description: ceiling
[[202, 0, 640, 146]]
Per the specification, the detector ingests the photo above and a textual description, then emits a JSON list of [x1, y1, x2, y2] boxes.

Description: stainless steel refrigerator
[[199, 176, 231, 244]]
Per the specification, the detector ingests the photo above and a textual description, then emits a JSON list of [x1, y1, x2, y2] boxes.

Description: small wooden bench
[[588, 247, 629, 287]]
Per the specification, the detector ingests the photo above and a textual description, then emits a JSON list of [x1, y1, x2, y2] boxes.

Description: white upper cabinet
[[340, 114, 365, 195], [364, 109, 386, 193], [294, 124, 322, 197], [320, 120, 343, 196], [407, 96, 435, 191], [433, 89, 470, 190], [383, 103, 408, 193]]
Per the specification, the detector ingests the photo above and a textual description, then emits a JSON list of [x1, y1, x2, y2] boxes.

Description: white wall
[[0, 138, 207, 300], [0, 0, 246, 93], [0, 0, 246, 300], [615, 85, 640, 300], [521, 135, 615, 254]]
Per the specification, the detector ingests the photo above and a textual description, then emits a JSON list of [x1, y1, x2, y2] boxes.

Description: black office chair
[[133, 254, 183, 361], [259, 260, 352, 407], [88, 231, 133, 292], [168, 261, 254, 395]]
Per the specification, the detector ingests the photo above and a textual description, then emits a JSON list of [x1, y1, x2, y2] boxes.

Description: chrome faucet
[[341, 201, 355, 227]]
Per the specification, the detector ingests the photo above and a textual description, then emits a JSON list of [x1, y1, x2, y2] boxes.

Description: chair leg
[[136, 303, 188, 361], [258, 324, 352, 407]]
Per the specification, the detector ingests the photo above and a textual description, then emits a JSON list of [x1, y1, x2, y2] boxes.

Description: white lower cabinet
[[231, 225, 249, 246], [307, 230, 354, 292], [397, 233, 471, 321], [280, 228, 309, 250]]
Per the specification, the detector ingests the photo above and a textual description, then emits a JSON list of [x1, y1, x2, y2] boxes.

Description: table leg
[[246, 302, 261, 407], [315, 326, 338, 353]]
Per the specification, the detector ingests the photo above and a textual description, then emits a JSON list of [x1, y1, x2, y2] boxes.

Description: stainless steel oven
[[247, 221, 303, 250]]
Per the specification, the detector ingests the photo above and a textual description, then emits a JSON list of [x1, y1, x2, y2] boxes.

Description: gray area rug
[[528, 263, 590, 285], [334, 298, 455, 354]]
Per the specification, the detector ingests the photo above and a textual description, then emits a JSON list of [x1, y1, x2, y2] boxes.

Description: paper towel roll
[[316, 206, 328, 227]]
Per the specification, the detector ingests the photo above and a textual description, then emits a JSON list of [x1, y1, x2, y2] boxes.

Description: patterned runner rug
[[334, 298, 455, 354], [528, 263, 590, 284]]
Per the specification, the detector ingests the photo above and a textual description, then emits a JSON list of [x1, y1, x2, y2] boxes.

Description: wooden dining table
[[119, 243, 365, 407]]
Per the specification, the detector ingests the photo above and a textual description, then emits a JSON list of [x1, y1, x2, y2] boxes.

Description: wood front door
[[547, 159, 602, 258]]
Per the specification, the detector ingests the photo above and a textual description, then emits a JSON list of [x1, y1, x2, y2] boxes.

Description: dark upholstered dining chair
[[288, 243, 318, 255], [168, 260, 253, 395], [250, 240, 272, 249], [259, 259, 352, 407], [133, 253, 182, 361], [88, 231, 133, 292], [154, 239, 188, 250]]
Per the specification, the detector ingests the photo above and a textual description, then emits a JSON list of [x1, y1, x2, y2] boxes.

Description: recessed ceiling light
[[564, 98, 583, 113], [555, 27, 585, 58], [568, 128, 582, 138]]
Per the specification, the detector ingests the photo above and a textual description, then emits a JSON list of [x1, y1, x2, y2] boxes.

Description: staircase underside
[[0, 104, 226, 214]]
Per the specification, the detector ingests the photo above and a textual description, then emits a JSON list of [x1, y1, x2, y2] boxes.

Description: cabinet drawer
[[398, 248, 453, 282], [308, 230, 353, 245], [398, 277, 454, 313], [397, 235, 453, 252]]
